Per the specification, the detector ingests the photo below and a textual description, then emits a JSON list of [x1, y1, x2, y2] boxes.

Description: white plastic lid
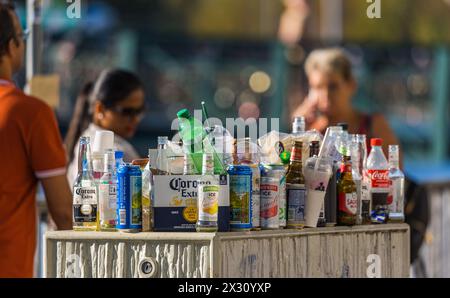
[[93, 130, 114, 153]]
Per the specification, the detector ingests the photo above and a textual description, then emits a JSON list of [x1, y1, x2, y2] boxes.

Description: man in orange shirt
[[0, 2, 72, 277]]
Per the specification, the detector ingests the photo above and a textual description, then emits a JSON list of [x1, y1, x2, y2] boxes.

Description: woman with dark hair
[[66, 69, 146, 186]]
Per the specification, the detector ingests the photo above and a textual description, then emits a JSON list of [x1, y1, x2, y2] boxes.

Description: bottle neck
[[352, 160, 361, 174], [309, 146, 319, 158], [389, 147, 400, 169], [202, 155, 214, 175], [292, 124, 305, 135], [290, 146, 302, 165], [78, 143, 92, 174], [340, 156, 353, 178], [202, 163, 214, 175], [183, 155, 194, 174], [389, 158, 400, 169], [104, 154, 115, 173]]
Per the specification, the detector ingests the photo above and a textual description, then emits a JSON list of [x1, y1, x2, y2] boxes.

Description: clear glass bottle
[[292, 117, 306, 138], [156, 136, 170, 175], [357, 134, 371, 225], [99, 149, 117, 231], [356, 134, 368, 172], [350, 135, 363, 225], [73, 137, 98, 231], [196, 153, 219, 232], [183, 153, 196, 175], [388, 145, 405, 223]]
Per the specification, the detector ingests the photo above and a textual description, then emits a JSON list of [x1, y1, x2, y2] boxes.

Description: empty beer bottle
[[73, 137, 98, 231], [286, 141, 306, 229], [337, 148, 357, 226]]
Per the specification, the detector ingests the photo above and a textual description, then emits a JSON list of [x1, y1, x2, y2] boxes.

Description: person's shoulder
[[23, 93, 54, 112], [360, 112, 388, 127], [370, 113, 386, 121], [8, 89, 55, 117], [370, 113, 391, 129]]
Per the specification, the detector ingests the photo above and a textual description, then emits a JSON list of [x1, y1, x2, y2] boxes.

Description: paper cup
[[93, 130, 114, 153], [305, 189, 327, 227]]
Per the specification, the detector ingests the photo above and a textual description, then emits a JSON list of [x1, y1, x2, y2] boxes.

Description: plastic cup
[[305, 190, 327, 227], [93, 130, 114, 154], [304, 156, 332, 228]]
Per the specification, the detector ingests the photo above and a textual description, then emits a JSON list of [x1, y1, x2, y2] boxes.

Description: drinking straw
[[201, 101, 211, 129], [318, 127, 330, 159], [312, 127, 334, 185]]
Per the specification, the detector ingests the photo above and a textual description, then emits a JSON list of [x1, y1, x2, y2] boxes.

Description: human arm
[[41, 175, 72, 230]]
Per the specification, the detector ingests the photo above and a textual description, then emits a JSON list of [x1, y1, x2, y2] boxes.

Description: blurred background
[[10, 0, 450, 277]]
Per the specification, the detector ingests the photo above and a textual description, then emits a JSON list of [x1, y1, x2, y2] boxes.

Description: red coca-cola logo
[[370, 170, 389, 180], [368, 169, 389, 188]]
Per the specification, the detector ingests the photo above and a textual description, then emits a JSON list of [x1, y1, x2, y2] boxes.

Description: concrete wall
[[45, 224, 410, 278]]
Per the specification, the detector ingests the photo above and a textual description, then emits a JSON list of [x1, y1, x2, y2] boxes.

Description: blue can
[[227, 165, 252, 231], [117, 164, 142, 232]]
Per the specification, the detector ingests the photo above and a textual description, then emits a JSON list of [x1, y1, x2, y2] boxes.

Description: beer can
[[117, 164, 142, 232], [227, 165, 252, 231], [249, 164, 261, 230], [260, 177, 280, 230], [262, 164, 287, 228]]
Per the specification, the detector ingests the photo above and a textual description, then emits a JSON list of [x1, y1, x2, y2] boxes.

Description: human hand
[[292, 90, 321, 126]]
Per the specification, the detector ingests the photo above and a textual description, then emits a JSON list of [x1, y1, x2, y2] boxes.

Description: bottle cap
[[279, 151, 291, 165], [371, 138, 383, 147], [93, 130, 114, 154], [115, 151, 124, 160], [177, 109, 191, 119]]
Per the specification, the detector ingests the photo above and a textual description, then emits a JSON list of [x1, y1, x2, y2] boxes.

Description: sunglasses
[[109, 105, 147, 119]]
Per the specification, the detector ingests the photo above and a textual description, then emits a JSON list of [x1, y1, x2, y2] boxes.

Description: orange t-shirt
[[0, 79, 67, 278]]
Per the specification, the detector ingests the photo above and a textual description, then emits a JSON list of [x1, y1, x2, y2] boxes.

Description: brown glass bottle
[[286, 141, 306, 229], [337, 154, 357, 225]]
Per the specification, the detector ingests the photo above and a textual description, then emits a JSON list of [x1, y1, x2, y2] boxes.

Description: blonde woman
[[292, 48, 398, 154]]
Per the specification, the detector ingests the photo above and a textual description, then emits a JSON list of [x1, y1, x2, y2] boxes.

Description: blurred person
[[0, 2, 72, 277], [293, 49, 432, 269], [65, 69, 145, 187], [292, 48, 399, 154], [278, 0, 310, 46]]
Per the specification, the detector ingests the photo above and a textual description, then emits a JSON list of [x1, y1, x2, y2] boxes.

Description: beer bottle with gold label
[[337, 148, 357, 226], [286, 141, 306, 229]]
